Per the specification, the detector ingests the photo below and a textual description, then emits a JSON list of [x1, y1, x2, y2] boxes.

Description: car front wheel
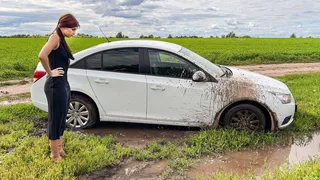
[[66, 94, 98, 129], [222, 104, 266, 131]]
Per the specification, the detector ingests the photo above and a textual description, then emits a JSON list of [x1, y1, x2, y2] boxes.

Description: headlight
[[270, 92, 291, 104]]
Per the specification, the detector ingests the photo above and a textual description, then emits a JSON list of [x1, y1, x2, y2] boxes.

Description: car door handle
[[151, 85, 165, 91], [94, 79, 109, 84]]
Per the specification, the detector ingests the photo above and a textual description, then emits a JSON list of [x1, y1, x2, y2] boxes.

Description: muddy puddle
[[79, 125, 320, 179], [187, 132, 320, 179], [81, 122, 200, 148]]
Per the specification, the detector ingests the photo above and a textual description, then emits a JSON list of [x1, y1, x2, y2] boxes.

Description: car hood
[[224, 66, 290, 93]]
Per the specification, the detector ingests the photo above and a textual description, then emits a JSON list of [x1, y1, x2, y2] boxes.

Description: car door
[[145, 49, 214, 125], [86, 48, 147, 120]]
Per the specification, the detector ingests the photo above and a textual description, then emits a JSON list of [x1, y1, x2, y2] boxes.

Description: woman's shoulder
[[49, 33, 60, 42], [47, 33, 61, 50]]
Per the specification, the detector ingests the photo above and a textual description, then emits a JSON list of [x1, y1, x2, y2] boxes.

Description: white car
[[31, 40, 297, 131]]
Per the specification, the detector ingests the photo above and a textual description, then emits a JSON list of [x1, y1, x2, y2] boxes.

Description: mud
[[77, 158, 167, 180], [187, 132, 320, 179], [75, 132, 320, 179], [81, 122, 199, 148], [28, 117, 48, 137]]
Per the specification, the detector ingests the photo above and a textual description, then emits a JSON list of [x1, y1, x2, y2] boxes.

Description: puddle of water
[[77, 124, 320, 179], [186, 145, 290, 178], [187, 132, 320, 178], [82, 122, 199, 148], [288, 132, 320, 164], [77, 158, 166, 180]]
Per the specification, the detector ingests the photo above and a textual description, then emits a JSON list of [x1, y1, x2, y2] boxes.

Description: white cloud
[[210, 24, 219, 29], [248, 22, 257, 27], [116, 0, 144, 6], [0, 0, 319, 37], [208, 7, 220, 11], [226, 19, 238, 26]]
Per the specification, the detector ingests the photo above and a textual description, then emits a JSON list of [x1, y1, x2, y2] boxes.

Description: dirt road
[[234, 62, 320, 77]]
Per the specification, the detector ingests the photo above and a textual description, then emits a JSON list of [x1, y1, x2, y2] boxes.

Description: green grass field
[[1, 37, 320, 80], [1, 72, 320, 179]]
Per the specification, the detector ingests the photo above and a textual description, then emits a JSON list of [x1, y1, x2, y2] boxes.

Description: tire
[[66, 94, 98, 130], [222, 104, 266, 131]]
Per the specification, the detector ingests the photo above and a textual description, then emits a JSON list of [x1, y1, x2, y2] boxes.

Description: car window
[[70, 59, 85, 69], [102, 48, 139, 74], [148, 49, 198, 79], [85, 53, 102, 70]]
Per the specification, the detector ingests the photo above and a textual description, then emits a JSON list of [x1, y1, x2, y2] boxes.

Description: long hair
[[54, 13, 80, 60]]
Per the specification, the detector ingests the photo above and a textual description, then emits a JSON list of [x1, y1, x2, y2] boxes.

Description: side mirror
[[192, 71, 207, 82]]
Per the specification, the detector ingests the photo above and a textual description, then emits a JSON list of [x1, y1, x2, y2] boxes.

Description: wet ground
[[77, 122, 320, 179], [81, 122, 199, 149], [187, 133, 320, 179]]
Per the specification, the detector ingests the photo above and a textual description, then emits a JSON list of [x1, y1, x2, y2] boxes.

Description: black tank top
[[47, 40, 70, 87]]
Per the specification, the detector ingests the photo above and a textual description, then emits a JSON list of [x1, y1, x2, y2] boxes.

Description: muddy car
[[31, 40, 296, 131]]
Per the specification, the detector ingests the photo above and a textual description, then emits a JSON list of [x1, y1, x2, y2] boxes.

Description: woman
[[38, 13, 80, 162]]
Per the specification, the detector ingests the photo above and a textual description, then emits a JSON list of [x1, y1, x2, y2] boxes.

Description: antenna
[[78, 3, 111, 43], [98, 26, 110, 43]]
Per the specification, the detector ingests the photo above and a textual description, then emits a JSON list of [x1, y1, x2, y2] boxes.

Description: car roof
[[74, 39, 183, 60]]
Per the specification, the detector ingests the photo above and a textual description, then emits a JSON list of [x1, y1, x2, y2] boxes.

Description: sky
[[1, 0, 320, 38]]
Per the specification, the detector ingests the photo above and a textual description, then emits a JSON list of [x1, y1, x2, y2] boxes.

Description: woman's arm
[[38, 34, 64, 77]]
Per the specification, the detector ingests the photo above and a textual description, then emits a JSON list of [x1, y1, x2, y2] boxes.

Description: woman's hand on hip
[[50, 67, 64, 77]]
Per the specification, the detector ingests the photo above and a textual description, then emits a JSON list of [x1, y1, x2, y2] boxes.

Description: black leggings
[[44, 78, 70, 140]]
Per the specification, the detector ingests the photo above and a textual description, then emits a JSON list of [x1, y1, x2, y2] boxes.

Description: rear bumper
[[30, 80, 48, 112]]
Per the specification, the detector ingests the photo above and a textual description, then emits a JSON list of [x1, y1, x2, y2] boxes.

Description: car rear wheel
[[222, 104, 266, 131], [66, 94, 98, 129]]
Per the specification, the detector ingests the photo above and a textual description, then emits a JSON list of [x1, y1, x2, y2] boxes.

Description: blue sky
[[1, 0, 320, 38]]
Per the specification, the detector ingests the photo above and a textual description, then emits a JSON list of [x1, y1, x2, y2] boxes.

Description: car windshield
[[178, 47, 224, 76]]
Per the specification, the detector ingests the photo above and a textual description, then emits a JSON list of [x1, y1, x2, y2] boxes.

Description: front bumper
[[278, 103, 297, 129]]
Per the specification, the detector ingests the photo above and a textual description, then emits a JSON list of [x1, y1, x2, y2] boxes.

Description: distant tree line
[[75, 33, 99, 38], [139, 34, 161, 38], [0, 34, 46, 38], [0, 32, 316, 39], [114, 32, 129, 38], [0, 33, 98, 38], [164, 32, 252, 38]]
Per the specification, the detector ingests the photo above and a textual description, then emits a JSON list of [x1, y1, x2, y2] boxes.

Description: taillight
[[33, 70, 47, 83]]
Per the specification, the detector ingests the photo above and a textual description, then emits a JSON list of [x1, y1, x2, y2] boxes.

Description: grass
[[2, 37, 320, 80], [277, 73, 320, 132], [0, 105, 132, 179], [0, 78, 29, 87], [0, 72, 320, 179]]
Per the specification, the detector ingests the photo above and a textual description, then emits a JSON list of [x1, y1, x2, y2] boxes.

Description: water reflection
[[288, 132, 320, 164]]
